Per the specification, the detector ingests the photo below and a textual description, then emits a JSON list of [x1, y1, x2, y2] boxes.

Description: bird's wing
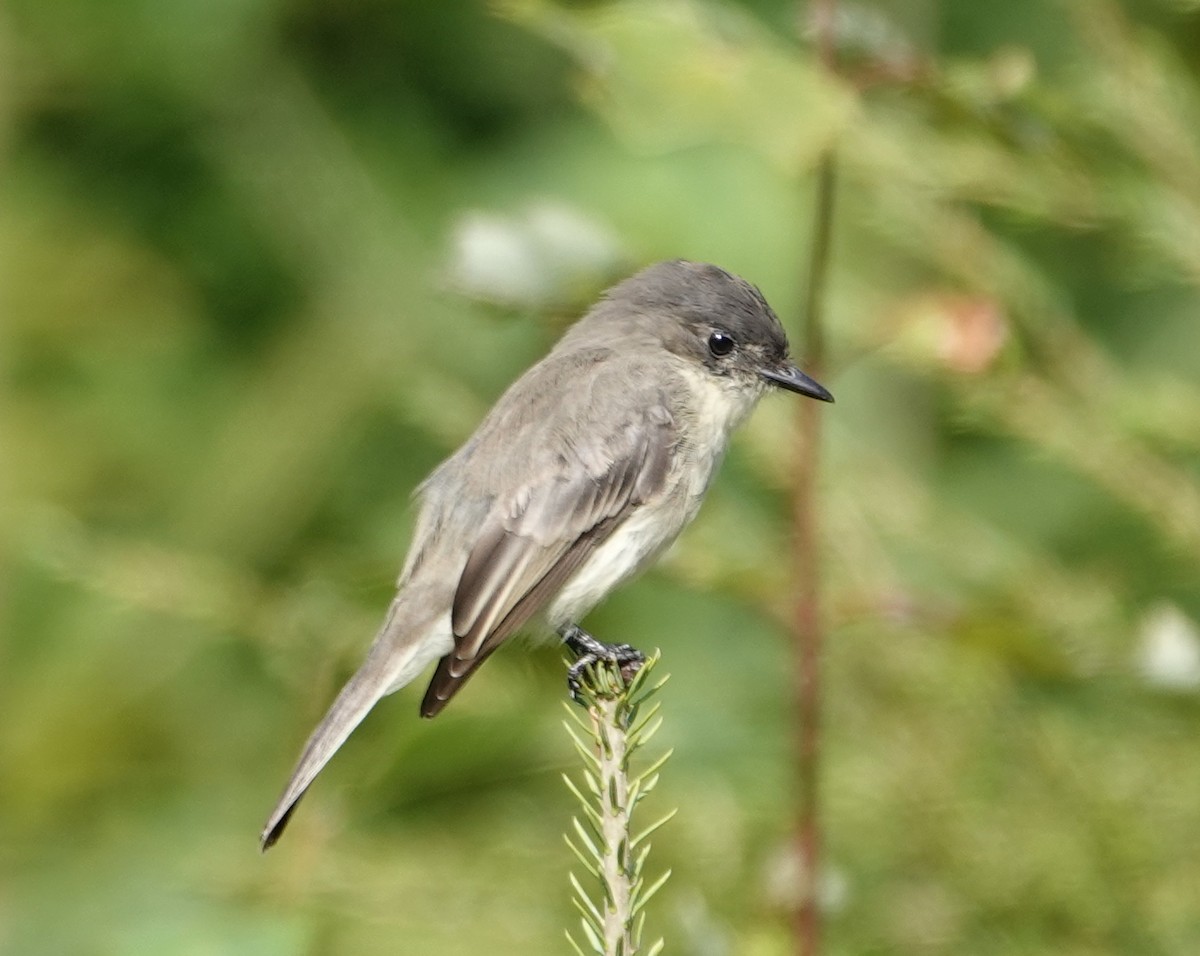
[[420, 369, 677, 716]]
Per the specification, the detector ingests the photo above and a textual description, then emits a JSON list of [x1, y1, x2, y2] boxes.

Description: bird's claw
[[560, 624, 645, 700]]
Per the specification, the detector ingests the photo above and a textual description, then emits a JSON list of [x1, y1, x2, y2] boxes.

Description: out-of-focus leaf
[[506, 0, 856, 171]]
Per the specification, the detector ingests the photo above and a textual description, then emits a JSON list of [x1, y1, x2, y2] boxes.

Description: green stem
[[563, 656, 672, 956], [593, 694, 636, 954]]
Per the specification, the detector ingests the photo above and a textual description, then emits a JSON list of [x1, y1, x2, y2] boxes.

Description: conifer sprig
[[562, 653, 674, 956]]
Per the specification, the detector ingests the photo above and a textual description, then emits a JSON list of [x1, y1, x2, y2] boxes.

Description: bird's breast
[[545, 367, 761, 628], [545, 501, 683, 628]]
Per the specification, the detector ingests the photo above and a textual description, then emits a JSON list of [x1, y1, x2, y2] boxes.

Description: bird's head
[[602, 259, 834, 404]]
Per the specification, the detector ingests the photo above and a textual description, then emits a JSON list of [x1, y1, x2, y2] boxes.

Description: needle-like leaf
[[561, 653, 674, 955]]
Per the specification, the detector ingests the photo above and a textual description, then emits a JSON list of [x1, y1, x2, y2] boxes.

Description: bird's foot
[[559, 623, 645, 700]]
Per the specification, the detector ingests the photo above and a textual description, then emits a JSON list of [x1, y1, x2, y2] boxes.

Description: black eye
[[708, 331, 735, 357]]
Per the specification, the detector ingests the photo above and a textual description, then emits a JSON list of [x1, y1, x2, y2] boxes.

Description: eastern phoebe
[[261, 260, 833, 848]]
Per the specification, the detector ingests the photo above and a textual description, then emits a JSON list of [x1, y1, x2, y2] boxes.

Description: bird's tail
[[260, 597, 449, 850]]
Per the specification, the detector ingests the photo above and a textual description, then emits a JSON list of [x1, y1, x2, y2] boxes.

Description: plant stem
[[564, 655, 671, 956], [793, 148, 836, 956], [794, 2, 838, 954], [592, 694, 636, 954]]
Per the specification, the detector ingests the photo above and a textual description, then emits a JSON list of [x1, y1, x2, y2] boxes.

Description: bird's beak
[[760, 364, 835, 403]]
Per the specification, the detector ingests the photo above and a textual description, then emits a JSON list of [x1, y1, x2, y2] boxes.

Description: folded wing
[[420, 368, 676, 716]]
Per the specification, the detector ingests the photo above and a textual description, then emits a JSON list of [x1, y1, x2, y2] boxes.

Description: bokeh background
[[5, 0, 1200, 953]]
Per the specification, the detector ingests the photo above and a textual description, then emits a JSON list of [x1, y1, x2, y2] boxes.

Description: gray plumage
[[260, 260, 832, 849]]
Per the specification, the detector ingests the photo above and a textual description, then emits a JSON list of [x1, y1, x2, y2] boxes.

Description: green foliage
[[562, 654, 673, 956], [4, 0, 1200, 954], [506, 0, 853, 168]]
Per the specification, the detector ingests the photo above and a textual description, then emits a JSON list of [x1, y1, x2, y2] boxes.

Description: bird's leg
[[559, 623, 645, 699]]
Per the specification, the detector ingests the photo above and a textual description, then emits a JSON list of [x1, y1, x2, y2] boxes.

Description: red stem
[[793, 3, 837, 955]]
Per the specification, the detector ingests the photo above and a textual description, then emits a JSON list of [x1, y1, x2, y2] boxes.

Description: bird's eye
[[708, 331, 736, 357]]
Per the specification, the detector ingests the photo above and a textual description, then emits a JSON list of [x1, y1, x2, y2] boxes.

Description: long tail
[[260, 598, 449, 850]]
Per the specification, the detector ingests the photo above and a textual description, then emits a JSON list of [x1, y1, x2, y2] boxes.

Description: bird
[[260, 259, 833, 849]]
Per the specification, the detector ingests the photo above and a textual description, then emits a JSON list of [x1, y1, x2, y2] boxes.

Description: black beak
[[760, 364, 834, 403]]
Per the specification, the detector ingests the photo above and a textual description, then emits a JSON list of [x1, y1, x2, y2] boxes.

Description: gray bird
[[261, 259, 833, 849]]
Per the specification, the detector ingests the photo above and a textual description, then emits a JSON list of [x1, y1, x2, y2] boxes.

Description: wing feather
[[421, 374, 676, 716]]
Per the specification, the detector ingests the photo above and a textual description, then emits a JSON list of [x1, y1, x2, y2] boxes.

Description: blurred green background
[[5, 0, 1200, 953]]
